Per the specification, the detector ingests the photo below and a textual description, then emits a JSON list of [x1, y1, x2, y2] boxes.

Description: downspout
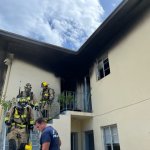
[[1, 54, 13, 150], [2, 54, 14, 100]]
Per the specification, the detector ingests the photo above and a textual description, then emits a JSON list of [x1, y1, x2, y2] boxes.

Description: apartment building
[[0, 0, 149, 150]]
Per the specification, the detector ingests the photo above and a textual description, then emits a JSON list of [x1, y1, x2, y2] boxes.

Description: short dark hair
[[35, 117, 47, 124]]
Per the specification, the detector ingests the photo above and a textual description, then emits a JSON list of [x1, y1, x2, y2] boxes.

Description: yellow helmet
[[41, 82, 48, 87]]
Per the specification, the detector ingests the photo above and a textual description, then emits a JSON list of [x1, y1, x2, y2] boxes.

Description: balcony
[[58, 91, 92, 113]]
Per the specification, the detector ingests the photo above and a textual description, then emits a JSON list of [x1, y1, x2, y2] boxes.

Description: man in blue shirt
[[35, 117, 61, 150]]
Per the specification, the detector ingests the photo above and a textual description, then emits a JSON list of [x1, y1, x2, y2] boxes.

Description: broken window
[[97, 54, 110, 80]]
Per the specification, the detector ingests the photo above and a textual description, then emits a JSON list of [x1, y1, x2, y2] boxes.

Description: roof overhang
[[0, 0, 149, 78]]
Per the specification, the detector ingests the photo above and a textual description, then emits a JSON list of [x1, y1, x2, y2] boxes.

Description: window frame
[[96, 53, 110, 80], [102, 124, 120, 150]]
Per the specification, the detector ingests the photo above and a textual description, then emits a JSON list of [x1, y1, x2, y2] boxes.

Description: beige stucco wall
[[90, 10, 150, 150], [71, 119, 83, 150], [4, 58, 60, 101], [50, 113, 71, 150], [71, 114, 93, 150]]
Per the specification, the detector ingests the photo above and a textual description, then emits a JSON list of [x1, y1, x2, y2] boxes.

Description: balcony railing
[[58, 91, 92, 113]]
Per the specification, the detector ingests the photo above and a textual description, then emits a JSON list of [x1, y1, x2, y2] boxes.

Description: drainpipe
[[1, 54, 13, 150], [2, 54, 14, 100]]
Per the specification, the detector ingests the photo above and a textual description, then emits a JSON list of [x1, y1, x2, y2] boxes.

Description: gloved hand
[[5, 120, 11, 126]]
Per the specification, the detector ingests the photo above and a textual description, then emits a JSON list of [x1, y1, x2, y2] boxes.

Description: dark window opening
[[61, 78, 76, 92], [97, 55, 110, 80]]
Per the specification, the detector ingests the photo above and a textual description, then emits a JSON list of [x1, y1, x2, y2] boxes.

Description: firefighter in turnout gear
[[17, 83, 39, 110], [5, 97, 34, 150], [40, 82, 55, 119]]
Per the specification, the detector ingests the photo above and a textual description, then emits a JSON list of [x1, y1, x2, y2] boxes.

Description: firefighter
[[40, 82, 55, 119], [5, 97, 34, 150], [17, 83, 39, 110]]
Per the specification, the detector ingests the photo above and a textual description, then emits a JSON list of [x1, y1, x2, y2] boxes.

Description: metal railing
[[58, 91, 92, 113]]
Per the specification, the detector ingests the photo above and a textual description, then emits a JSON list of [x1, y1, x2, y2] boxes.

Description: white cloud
[[0, 0, 104, 51]]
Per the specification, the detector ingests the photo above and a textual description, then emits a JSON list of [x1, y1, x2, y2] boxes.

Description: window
[[97, 54, 110, 80], [102, 124, 120, 150]]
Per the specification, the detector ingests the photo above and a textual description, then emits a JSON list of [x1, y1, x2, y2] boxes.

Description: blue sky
[[0, 0, 122, 51], [100, 0, 123, 20]]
